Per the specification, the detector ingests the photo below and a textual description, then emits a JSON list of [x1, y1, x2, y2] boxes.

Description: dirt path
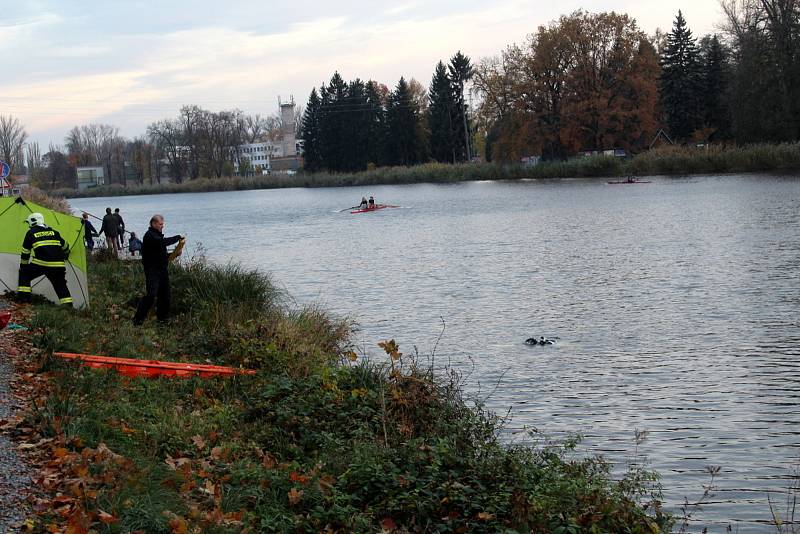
[[0, 298, 31, 532]]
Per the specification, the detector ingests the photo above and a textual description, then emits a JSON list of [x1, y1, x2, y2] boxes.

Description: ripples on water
[[73, 174, 800, 532]]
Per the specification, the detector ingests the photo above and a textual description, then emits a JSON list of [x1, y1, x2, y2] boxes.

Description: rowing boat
[[607, 180, 651, 184], [350, 204, 399, 214]]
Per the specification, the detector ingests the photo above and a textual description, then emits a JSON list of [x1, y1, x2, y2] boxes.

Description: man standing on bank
[[99, 207, 119, 256], [113, 208, 125, 249], [17, 212, 73, 306], [132, 214, 184, 325]]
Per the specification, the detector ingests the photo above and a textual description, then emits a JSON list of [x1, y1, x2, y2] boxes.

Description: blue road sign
[[0, 161, 9, 178]]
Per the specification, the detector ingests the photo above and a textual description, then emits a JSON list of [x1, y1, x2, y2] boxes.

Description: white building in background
[[76, 166, 105, 190], [233, 96, 303, 175], [233, 141, 283, 175]]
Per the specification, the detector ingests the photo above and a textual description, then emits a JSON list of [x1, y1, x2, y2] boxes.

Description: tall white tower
[[279, 96, 296, 157]]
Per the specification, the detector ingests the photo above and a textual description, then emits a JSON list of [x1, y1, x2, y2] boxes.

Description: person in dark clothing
[[128, 232, 142, 256], [132, 214, 184, 325], [114, 208, 125, 248], [17, 212, 73, 306], [368, 196, 375, 209], [99, 207, 119, 256], [81, 213, 98, 251]]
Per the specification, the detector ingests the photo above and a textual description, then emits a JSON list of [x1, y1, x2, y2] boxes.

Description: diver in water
[[525, 336, 556, 345]]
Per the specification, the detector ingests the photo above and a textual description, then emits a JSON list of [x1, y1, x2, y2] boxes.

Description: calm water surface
[[73, 174, 800, 532]]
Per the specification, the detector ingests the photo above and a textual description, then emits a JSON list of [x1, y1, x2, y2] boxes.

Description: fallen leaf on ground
[[288, 487, 303, 505], [97, 510, 118, 524], [191, 434, 206, 450]]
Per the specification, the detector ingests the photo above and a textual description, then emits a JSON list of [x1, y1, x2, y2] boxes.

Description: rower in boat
[[358, 196, 368, 210], [368, 196, 375, 209]]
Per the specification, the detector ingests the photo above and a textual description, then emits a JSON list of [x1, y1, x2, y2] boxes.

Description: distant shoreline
[[51, 142, 800, 199]]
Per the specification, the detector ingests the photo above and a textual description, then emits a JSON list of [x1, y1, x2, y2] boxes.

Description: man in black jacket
[[132, 214, 184, 325], [113, 208, 125, 249], [99, 207, 119, 256]]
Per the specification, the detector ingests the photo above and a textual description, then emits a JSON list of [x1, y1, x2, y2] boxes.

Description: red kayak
[[54, 352, 256, 379], [350, 204, 399, 214], [607, 180, 651, 184]]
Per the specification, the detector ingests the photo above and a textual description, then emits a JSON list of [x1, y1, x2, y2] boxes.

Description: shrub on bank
[[21, 257, 671, 532], [18, 186, 72, 214]]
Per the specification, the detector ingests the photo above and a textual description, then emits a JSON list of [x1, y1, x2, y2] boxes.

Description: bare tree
[[31, 145, 75, 190], [26, 141, 42, 174], [244, 113, 270, 142], [65, 123, 123, 183], [293, 105, 305, 137], [179, 105, 205, 179], [195, 109, 243, 177], [126, 137, 153, 185], [0, 115, 28, 173], [147, 119, 187, 184]]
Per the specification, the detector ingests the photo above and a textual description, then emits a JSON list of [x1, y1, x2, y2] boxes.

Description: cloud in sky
[[0, 0, 723, 145]]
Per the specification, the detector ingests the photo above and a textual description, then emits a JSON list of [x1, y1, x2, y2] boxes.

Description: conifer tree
[[660, 11, 703, 141], [320, 72, 348, 171], [386, 77, 424, 166], [345, 78, 369, 171], [365, 81, 388, 167], [448, 51, 474, 161], [428, 61, 457, 162], [700, 34, 730, 139], [300, 88, 322, 171]]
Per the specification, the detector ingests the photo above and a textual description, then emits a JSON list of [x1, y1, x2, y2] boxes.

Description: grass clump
[[20, 256, 672, 532]]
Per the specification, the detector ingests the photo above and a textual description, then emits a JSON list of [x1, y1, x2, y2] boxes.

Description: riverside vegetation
[[55, 142, 800, 199], [13, 249, 672, 532]]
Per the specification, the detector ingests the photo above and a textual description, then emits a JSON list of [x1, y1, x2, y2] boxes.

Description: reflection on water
[[73, 174, 800, 532]]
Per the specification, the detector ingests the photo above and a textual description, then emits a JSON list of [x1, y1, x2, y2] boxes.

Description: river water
[[72, 174, 800, 532]]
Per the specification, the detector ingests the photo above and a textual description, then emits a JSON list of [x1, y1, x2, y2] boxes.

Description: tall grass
[[30, 253, 350, 374], [19, 186, 72, 213], [52, 142, 800, 200]]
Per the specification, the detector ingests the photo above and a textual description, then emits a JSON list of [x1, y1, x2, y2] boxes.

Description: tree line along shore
[[4, 4, 800, 193], [49, 142, 800, 199]]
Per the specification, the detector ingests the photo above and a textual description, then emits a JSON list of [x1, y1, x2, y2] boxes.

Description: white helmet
[[25, 213, 45, 227]]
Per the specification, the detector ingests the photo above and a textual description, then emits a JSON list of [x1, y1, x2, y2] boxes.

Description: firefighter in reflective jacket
[[17, 212, 73, 306]]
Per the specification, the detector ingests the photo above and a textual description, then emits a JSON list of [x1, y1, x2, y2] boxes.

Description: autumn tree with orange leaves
[[474, 11, 660, 162]]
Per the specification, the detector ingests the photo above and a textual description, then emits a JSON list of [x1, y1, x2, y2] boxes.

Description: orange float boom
[[53, 352, 257, 378]]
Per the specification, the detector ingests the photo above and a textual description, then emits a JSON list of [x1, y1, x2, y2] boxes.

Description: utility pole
[[462, 104, 471, 161], [461, 83, 471, 162]]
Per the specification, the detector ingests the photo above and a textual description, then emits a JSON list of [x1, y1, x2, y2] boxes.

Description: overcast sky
[[1, 0, 724, 146]]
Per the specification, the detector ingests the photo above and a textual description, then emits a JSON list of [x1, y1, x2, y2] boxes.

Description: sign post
[[0, 160, 12, 197]]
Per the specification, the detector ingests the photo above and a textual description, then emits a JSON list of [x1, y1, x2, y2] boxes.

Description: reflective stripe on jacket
[[21, 225, 69, 268]]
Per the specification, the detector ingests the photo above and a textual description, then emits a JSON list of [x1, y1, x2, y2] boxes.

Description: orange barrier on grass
[[53, 352, 256, 378]]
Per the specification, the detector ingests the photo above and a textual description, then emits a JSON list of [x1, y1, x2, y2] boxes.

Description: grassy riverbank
[[16, 254, 671, 532], [56, 142, 800, 199]]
